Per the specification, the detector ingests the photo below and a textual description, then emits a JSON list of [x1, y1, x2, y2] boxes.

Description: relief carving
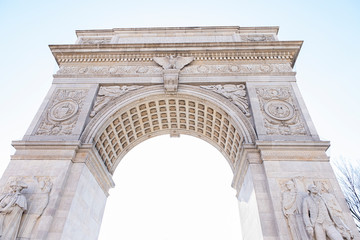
[[18, 177, 52, 239], [0, 181, 28, 240], [79, 38, 112, 44], [0, 177, 53, 240], [200, 84, 250, 117], [36, 89, 88, 135], [56, 65, 163, 76], [181, 63, 292, 74], [153, 55, 194, 93], [240, 34, 276, 42], [256, 87, 307, 135], [90, 86, 143, 117], [281, 178, 353, 240]]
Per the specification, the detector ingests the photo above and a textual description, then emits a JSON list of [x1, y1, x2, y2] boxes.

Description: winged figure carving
[[153, 55, 194, 70]]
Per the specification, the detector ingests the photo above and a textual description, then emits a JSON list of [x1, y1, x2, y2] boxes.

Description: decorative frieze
[[182, 63, 292, 74], [90, 86, 143, 117], [56, 63, 293, 76], [56, 65, 162, 76], [36, 89, 88, 135], [280, 177, 353, 240], [201, 84, 250, 117], [256, 87, 307, 136]]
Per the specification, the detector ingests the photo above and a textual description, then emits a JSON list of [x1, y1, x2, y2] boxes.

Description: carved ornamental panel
[[35, 89, 88, 135], [256, 87, 307, 136]]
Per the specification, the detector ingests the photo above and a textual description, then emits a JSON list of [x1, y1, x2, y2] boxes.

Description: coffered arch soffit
[[82, 85, 256, 174]]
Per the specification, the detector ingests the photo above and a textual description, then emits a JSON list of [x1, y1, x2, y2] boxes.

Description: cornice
[[49, 41, 302, 67], [75, 26, 280, 36]]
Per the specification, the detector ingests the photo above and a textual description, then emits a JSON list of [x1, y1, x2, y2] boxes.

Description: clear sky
[[0, 1, 359, 239]]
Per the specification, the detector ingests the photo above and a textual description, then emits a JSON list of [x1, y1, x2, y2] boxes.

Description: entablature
[[50, 41, 302, 67]]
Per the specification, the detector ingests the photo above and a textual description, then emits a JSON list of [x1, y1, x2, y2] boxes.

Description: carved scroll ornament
[[201, 84, 250, 117], [256, 87, 307, 136], [280, 177, 353, 240]]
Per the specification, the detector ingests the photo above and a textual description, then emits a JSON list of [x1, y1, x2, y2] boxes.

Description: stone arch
[[82, 85, 256, 174]]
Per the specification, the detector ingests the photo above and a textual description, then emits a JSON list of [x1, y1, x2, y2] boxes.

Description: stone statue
[[317, 182, 353, 240], [18, 178, 53, 239], [282, 180, 302, 240], [0, 181, 28, 240], [302, 184, 344, 240]]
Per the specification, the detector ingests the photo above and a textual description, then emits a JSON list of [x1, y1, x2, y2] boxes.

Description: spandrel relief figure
[[18, 178, 53, 239], [0, 181, 27, 240], [302, 184, 346, 240]]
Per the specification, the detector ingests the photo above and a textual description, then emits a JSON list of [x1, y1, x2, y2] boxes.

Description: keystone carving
[[153, 55, 194, 93], [36, 89, 88, 135], [200, 84, 251, 117], [256, 87, 307, 135], [90, 86, 143, 117], [281, 177, 353, 240]]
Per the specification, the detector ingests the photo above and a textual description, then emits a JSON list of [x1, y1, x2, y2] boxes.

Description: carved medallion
[[49, 100, 79, 122], [264, 100, 294, 121], [36, 89, 88, 135], [256, 87, 306, 135]]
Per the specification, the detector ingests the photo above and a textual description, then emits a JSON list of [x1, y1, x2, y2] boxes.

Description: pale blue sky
[[0, 1, 359, 239]]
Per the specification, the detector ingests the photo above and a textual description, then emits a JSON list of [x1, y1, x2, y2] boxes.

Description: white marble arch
[[2, 26, 359, 240]]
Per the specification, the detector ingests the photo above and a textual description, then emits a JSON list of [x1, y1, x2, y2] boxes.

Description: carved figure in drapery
[[282, 180, 302, 240], [0, 181, 27, 240], [302, 184, 345, 240], [316, 182, 353, 240], [90, 86, 143, 117], [281, 178, 309, 240], [18, 177, 53, 239], [200, 84, 250, 117]]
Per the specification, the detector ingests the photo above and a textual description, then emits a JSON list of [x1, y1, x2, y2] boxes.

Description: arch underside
[[85, 87, 256, 174]]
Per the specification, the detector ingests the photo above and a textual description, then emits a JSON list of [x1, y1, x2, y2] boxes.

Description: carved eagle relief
[[153, 55, 194, 70]]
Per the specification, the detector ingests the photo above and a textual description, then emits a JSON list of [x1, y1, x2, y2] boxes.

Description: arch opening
[[98, 135, 243, 240], [86, 88, 256, 174]]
